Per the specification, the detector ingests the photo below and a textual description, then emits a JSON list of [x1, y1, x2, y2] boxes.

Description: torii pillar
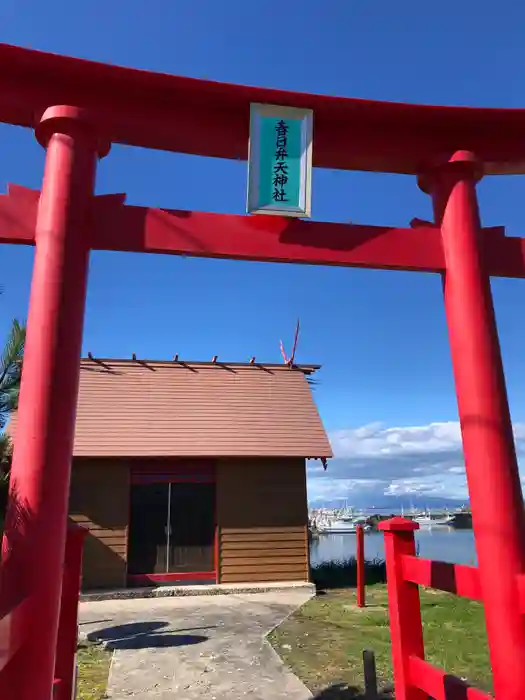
[[1, 106, 108, 700], [420, 151, 525, 699]]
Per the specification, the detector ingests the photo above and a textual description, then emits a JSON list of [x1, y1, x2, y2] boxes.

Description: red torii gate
[[1, 42, 525, 699]]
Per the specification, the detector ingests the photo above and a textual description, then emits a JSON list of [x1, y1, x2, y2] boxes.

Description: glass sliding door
[[168, 482, 216, 574], [127, 483, 170, 575], [127, 479, 216, 583]]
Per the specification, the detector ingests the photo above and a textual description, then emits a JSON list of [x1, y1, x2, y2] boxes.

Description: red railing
[[379, 517, 492, 700], [0, 523, 86, 700]]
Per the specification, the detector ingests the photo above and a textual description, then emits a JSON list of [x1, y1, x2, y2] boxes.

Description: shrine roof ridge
[[83, 356, 321, 374]]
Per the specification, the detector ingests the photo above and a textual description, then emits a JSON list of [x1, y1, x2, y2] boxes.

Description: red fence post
[[54, 524, 87, 700], [356, 524, 365, 608], [379, 517, 426, 700], [420, 151, 525, 700], [0, 106, 108, 700]]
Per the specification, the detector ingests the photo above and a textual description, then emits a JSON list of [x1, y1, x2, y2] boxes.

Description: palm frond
[[0, 319, 26, 428], [0, 319, 25, 386], [0, 432, 12, 463], [0, 387, 20, 413]]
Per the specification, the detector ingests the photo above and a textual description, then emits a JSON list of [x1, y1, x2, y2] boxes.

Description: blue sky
[[1, 0, 525, 505]]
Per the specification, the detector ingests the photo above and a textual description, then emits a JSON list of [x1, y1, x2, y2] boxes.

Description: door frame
[[126, 460, 218, 586]]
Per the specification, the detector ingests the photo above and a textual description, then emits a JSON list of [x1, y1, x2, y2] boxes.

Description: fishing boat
[[316, 517, 372, 534], [413, 511, 455, 527]]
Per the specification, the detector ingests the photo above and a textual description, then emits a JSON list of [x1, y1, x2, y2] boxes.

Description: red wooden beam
[[408, 656, 491, 700], [0, 594, 34, 674], [0, 185, 39, 245], [1, 185, 523, 277], [93, 199, 447, 272], [0, 186, 447, 271], [401, 555, 482, 601], [2, 43, 525, 174]]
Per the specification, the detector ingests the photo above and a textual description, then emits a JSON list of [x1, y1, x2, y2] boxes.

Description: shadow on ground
[[86, 620, 211, 650], [312, 682, 394, 699]]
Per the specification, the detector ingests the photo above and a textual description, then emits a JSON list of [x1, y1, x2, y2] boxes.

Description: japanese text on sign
[[247, 104, 313, 218]]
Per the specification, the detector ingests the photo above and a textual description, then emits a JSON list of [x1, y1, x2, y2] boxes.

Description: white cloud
[[329, 421, 462, 459], [308, 421, 525, 506]]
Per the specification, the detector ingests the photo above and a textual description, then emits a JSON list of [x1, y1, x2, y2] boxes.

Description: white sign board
[[247, 103, 313, 218]]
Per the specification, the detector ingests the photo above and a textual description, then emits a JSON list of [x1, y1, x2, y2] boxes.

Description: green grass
[[76, 642, 112, 700], [269, 584, 492, 698]]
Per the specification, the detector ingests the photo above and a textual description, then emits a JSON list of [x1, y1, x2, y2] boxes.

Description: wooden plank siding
[[217, 458, 310, 583], [68, 458, 130, 590]]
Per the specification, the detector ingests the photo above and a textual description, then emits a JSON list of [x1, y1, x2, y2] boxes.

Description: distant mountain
[[308, 494, 468, 512]]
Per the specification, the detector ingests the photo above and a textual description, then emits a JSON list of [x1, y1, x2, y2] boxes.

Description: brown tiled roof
[[11, 359, 332, 458]]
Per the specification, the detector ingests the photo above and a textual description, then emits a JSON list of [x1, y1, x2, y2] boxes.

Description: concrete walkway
[[79, 590, 314, 700]]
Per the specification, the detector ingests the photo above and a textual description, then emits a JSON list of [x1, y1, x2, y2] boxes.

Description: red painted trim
[[93, 207, 523, 279], [2, 188, 525, 279], [130, 475, 215, 485], [401, 555, 482, 601], [130, 460, 216, 485], [128, 572, 216, 585], [98, 207, 446, 272], [0, 184, 38, 244], [408, 656, 490, 700], [2, 43, 525, 174], [381, 518, 497, 699]]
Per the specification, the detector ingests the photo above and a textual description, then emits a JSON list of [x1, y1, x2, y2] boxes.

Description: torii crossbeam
[[1, 183, 524, 276]]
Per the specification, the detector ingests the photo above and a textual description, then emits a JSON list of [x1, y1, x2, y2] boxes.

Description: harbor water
[[310, 527, 477, 567]]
